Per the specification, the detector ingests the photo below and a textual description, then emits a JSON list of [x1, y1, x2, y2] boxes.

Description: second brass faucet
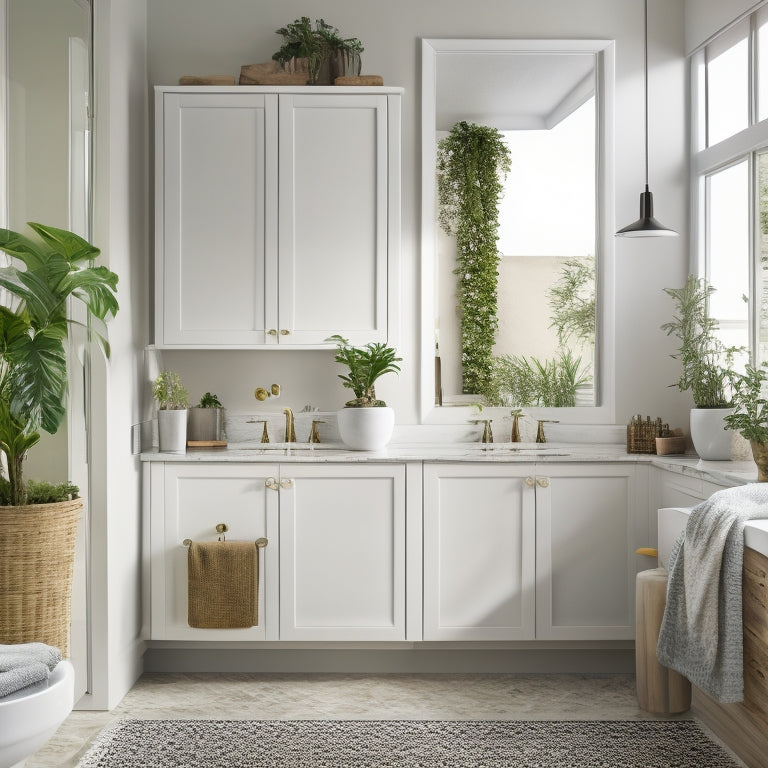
[[283, 407, 296, 443]]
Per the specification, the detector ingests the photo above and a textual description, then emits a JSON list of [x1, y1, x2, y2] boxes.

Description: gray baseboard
[[143, 647, 636, 675]]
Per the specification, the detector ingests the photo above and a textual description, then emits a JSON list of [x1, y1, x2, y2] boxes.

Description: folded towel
[[188, 541, 258, 629], [657, 484, 768, 702], [0, 642, 61, 672], [0, 661, 50, 698]]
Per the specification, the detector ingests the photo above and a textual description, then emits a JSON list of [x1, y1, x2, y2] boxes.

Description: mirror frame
[[420, 38, 616, 425]]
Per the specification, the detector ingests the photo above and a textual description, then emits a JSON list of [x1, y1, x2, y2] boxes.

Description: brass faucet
[[308, 420, 325, 443], [471, 419, 493, 443], [535, 419, 559, 443], [510, 409, 524, 442], [283, 408, 296, 443]]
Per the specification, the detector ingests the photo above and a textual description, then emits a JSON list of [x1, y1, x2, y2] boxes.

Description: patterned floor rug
[[76, 719, 741, 768]]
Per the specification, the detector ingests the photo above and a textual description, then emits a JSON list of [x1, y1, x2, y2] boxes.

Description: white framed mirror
[[420, 38, 616, 426]]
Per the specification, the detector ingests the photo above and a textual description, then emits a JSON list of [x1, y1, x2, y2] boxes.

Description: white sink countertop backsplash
[[140, 411, 761, 487]]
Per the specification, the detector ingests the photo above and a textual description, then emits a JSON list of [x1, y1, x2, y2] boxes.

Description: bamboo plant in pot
[[661, 275, 742, 460], [0, 222, 119, 655], [153, 371, 189, 453], [330, 335, 401, 450], [724, 364, 768, 480]]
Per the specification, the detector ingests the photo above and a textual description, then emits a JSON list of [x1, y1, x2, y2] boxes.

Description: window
[[692, 6, 768, 366]]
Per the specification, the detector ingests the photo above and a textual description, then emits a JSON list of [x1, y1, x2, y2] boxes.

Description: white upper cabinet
[[154, 87, 401, 348]]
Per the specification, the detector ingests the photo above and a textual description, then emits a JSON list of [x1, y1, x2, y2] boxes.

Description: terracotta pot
[[750, 440, 768, 482]]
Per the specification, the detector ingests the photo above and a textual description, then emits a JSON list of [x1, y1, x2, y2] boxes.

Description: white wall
[[147, 0, 691, 431], [84, 0, 148, 710]]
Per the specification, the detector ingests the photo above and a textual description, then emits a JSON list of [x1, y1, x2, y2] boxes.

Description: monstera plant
[[0, 222, 119, 505]]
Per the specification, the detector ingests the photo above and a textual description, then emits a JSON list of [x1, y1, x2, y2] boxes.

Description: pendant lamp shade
[[616, 0, 678, 238]]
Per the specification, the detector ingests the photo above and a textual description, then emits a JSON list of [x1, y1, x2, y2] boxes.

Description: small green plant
[[272, 17, 331, 84], [198, 392, 223, 408], [483, 350, 591, 408], [661, 275, 743, 408], [724, 364, 768, 443], [153, 371, 189, 410], [437, 121, 511, 394], [328, 335, 402, 407], [0, 478, 79, 506], [315, 18, 363, 55], [548, 256, 596, 347]]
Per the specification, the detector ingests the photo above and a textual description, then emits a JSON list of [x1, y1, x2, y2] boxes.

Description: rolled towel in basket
[[187, 540, 259, 629], [0, 642, 62, 672], [0, 661, 50, 698]]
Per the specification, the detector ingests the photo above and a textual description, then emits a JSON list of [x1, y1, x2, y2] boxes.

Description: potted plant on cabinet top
[[329, 334, 401, 450], [187, 391, 225, 445], [661, 275, 742, 460], [272, 16, 332, 85], [153, 371, 189, 453], [315, 18, 363, 80], [724, 364, 768, 480], [0, 222, 119, 655]]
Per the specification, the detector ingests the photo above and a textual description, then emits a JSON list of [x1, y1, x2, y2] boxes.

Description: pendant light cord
[[644, 0, 649, 189]]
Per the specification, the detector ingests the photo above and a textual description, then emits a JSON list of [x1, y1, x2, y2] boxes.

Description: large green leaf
[[27, 221, 100, 264], [5, 328, 68, 434], [64, 265, 119, 320], [0, 228, 53, 270]]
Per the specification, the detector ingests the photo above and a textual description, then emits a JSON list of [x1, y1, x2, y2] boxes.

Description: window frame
[[691, 6, 768, 365]]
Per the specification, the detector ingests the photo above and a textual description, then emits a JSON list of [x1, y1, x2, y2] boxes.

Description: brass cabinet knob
[[280, 478, 294, 489], [525, 476, 535, 487], [280, 329, 291, 336], [536, 477, 550, 488], [267, 329, 277, 336], [265, 477, 279, 490]]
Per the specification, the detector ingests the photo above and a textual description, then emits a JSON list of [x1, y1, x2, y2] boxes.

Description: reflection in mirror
[[421, 39, 615, 423]]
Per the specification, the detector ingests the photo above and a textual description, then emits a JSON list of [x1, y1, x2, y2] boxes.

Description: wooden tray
[[187, 440, 227, 448]]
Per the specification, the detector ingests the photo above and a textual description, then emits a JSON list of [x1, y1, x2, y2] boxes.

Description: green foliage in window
[[661, 275, 742, 408], [437, 121, 511, 394], [548, 256, 596, 347], [482, 349, 591, 408]]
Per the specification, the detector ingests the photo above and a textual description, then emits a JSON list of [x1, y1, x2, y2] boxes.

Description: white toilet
[[0, 660, 74, 768]]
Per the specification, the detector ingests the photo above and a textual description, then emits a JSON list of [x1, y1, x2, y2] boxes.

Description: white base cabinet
[[278, 464, 407, 641], [147, 462, 409, 642], [423, 464, 535, 641], [148, 463, 280, 641], [423, 462, 647, 642]]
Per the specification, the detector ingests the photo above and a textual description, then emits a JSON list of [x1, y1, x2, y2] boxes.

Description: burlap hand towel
[[187, 541, 258, 628]]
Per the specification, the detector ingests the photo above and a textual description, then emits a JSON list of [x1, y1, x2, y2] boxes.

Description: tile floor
[[26, 673, 747, 767]]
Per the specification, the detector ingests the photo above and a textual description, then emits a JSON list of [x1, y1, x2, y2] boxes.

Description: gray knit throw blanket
[[657, 483, 768, 702]]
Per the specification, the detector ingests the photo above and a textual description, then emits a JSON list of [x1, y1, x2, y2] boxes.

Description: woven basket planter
[[0, 498, 82, 657]]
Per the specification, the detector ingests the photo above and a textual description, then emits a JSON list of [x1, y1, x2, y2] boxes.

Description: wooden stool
[[635, 567, 691, 714]]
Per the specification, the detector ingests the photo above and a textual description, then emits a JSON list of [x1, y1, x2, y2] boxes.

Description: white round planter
[[158, 408, 188, 453], [689, 407, 733, 461], [337, 406, 395, 451]]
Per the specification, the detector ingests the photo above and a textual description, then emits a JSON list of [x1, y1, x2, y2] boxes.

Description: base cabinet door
[[535, 464, 644, 640], [150, 463, 279, 640], [423, 464, 536, 641], [278, 464, 407, 640]]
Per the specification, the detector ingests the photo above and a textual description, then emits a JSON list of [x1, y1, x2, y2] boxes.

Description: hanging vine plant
[[437, 121, 511, 394]]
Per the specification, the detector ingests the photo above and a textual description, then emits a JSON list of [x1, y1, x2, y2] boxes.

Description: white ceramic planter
[[337, 406, 395, 451], [158, 409, 188, 453], [689, 407, 733, 461]]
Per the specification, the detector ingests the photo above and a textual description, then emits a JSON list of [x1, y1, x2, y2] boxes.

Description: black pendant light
[[616, 0, 678, 238]]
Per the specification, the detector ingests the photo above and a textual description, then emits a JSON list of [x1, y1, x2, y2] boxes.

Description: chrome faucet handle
[[535, 419, 559, 444]]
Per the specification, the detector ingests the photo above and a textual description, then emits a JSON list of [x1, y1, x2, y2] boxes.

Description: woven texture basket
[[0, 498, 82, 657]]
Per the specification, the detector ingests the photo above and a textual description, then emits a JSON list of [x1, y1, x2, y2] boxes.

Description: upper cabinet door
[[277, 94, 394, 346], [156, 91, 278, 346]]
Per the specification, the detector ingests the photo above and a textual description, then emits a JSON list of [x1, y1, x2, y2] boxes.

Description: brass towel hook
[[182, 526, 268, 548], [216, 523, 229, 541]]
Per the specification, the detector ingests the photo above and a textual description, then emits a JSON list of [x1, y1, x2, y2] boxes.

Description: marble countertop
[[140, 441, 760, 487]]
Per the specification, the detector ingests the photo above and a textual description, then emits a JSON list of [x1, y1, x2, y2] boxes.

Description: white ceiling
[[435, 51, 596, 132]]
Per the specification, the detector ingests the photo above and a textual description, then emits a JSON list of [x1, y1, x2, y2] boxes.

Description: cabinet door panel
[[154, 463, 278, 640], [279, 464, 406, 640], [278, 95, 388, 344], [536, 465, 638, 640], [159, 92, 277, 345], [423, 464, 536, 640]]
